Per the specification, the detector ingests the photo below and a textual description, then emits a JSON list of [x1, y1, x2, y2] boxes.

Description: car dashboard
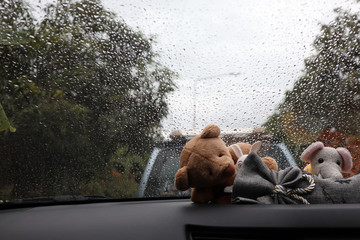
[[1, 199, 360, 240]]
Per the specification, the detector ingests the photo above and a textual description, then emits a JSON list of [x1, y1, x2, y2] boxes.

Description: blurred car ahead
[[138, 131, 297, 198]]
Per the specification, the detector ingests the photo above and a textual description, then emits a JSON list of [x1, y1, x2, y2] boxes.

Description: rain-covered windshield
[[1, 0, 360, 203]]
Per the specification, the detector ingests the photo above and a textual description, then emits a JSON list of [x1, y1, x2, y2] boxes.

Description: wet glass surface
[[1, 0, 359, 201]]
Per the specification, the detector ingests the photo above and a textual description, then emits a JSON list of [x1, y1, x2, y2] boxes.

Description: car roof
[[157, 130, 280, 148]]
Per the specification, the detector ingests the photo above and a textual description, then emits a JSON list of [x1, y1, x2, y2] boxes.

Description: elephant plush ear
[[200, 124, 220, 138], [337, 147, 353, 173], [301, 141, 324, 162], [175, 167, 190, 191]]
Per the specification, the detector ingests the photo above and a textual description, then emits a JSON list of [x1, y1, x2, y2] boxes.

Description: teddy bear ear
[[200, 124, 220, 138], [174, 167, 190, 191], [300, 141, 324, 162]]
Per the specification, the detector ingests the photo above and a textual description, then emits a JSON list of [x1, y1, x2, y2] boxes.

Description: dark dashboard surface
[[1, 199, 360, 240]]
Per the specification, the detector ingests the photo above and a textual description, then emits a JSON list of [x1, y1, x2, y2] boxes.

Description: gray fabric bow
[[232, 152, 360, 204]]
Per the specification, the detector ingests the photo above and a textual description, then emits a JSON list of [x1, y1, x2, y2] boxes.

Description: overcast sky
[[35, 0, 356, 133], [100, 0, 357, 133]]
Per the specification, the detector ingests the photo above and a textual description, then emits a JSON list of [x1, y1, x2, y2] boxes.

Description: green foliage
[[262, 113, 285, 141], [285, 7, 360, 134], [80, 148, 149, 198], [0, 0, 176, 199], [264, 4, 360, 159], [0, 103, 16, 132]]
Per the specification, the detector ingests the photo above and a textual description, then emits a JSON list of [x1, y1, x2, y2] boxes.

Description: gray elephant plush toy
[[301, 141, 353, 179]]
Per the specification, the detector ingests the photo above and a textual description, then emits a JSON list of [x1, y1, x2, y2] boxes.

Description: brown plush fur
[[175, 125, 236, 203], [228, 142, 251, 160], [261, 156, 278, 171], [174, 124, 278, 204]]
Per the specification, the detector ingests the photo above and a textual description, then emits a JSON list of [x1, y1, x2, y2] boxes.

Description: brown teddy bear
[[174, 124, 278, 204]]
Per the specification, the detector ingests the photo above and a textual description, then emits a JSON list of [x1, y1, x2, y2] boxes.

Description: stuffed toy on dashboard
[[301, 141, 353, 179], [174, 124, 278, 204], [228, 141, 278, 171]]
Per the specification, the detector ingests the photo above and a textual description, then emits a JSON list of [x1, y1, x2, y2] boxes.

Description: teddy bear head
[[174, 124, 236, 191]]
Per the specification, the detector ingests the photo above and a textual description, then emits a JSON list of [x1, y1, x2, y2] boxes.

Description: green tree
[[0, 0, 176, 198], [265, 5, 360, 145]]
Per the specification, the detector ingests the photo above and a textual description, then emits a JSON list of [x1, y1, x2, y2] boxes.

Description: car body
[[138, 133, 297, 198]]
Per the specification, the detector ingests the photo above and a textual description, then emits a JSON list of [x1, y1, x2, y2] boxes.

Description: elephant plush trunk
[[318, 164, 343, 179]]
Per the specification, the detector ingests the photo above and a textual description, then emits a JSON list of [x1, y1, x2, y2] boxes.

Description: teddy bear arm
[[174, 167, 189, 191], [261, 157, 278, 171]]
